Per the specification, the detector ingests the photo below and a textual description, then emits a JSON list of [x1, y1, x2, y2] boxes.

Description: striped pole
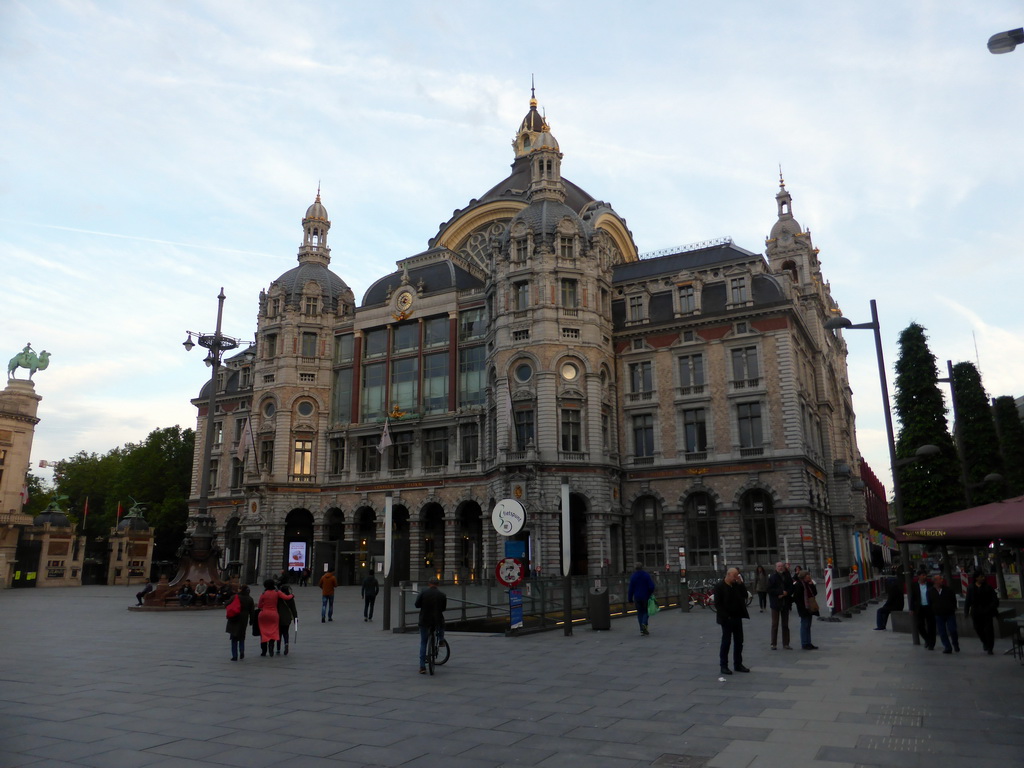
[[824, 566, 834, 612]]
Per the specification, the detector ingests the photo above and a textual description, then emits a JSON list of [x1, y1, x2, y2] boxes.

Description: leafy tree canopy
[[950, 362, 1004, 505], [992, 396, 1024, 496]]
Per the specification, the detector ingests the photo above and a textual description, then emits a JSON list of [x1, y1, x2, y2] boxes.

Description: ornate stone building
[[189, 96, 866, 585]]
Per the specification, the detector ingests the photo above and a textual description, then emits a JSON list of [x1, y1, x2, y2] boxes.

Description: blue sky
[[3, 1, 1023, 495]]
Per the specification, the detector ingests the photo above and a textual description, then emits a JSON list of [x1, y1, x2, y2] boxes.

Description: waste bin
[[588, 586, 611, 630]]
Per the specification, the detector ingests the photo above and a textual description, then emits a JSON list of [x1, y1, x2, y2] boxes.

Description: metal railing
[[397, 572, 688, 635]]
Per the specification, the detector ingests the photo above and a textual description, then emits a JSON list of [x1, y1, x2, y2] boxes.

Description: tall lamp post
[[182, 288, 248, 575], [825, 299, 924, 644], [988, 27, 1024, 54]]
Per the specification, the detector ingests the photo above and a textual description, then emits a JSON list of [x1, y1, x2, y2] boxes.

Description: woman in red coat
[[257, 579, 293, 657]]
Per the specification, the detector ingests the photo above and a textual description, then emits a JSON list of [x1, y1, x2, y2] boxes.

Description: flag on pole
[[82, 496, 89, 529], [116, 501, 124, 523], [377, 418, 392, 454], [236, 418, 251, 460], [39, 459, 49, 468], [19, 484, 29, 505]]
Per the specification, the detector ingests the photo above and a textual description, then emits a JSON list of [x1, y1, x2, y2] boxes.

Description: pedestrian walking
[[415, 577, 447, 673], [276, 584, 298, 655], [256, 579, 292, 656], [964, 570, 1000, 655], [874, 576, 905, 631], [319, 567, 337, 622], [929, 575, 959, 654], [792, 569, 819, 650], [361, 571, 380, 622], [767, 561, 793, 650], [753, 565, 768, 612], [908, 571, 936, 650], [225, 585, 255, 661], [627, 563, 656, 636], [713, 568, 751, 674]]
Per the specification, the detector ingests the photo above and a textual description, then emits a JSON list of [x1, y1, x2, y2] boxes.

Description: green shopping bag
[[647, 596, 660, 616]]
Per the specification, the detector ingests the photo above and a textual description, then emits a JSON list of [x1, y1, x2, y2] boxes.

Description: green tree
[[22, 473, 53, 516], [950, 362, 1004, 505], [992, 396, 1024, 496], [892, 323, 962, 522]]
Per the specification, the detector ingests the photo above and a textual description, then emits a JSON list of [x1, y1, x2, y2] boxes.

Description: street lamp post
[[825, 299, 922, 644], [988, 27, 1024, 54], [182, 288, 246, 577]]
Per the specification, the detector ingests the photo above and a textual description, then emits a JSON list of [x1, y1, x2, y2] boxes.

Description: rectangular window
[[460, 422, 479, 463], [426, 316, 450, 347], [208, 459, 219, 490], [459, 308, 486, 341], [737, 402, 763, 448], [234, 418, 247, 443], [559, 237, 573, 259], [329, 437, 345, 474], [363, 328, 387, 359], [331, 368, 353, 423], [515, 239, 528, 261], [213, 421, 223, 446], [240, 366, 251, 388], [678, 284, 696, 313], [683, 408, 707, 452], [359, 436, 380, 472], [423, 352, 449, 414], [458, 346, 486, 408], [361, 362, 386, 420], [333, 334, 354, 364], [629, 361, 652, 393], [633, 414, 655, 458], [393, 431, 413, 470], [301, 332, 318, 358], [730, 277, 748, 304], [231, 458, 244, 489], [390, 357, 419, 413], [264, 333, 277, 359], [392, 323, 419, 354], [513, 281, 530, 311], [561, 279, 578, 308], [270, 298, 281, 316], [514, 408, 534, 450], [304, 297, 318, 315], [628, 295, 644, 321], [260, 440, 274, 474], [560, 408, 582, 452], [423, 428, 448, 468], [731, 346, 760, 386], [293, 439, 313, 476], [678, 354, 705, 393], [602, 410, 610, 450]]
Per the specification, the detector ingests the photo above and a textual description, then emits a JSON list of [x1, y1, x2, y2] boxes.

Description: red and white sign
[[495, 557, 524, 587]]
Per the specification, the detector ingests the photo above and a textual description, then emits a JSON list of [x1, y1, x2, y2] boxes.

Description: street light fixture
[[988, 27, 1024, 54], [181, 288, 247, 574], [825, 299, 923, 644]]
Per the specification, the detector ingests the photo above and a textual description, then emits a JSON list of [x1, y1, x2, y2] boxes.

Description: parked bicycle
[[426, 627, 450, 675]]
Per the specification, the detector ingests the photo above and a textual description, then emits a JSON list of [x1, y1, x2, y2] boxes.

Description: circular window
[[263, 401, 276, 417], [514, 363, 533, 383], [560, 362, 579, 382], [297, 401, 314, 417]]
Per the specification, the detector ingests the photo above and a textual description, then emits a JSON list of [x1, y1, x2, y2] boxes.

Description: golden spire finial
[[530, 74, 537, 107], [778, 165, 786, 189], [316, 180, 321, 202]]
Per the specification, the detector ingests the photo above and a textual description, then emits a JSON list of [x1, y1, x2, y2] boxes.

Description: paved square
[[1, 586, 1020, 767]]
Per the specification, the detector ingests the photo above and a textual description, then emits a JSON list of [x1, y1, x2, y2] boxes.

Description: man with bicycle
[[416, 577, 447, 674]]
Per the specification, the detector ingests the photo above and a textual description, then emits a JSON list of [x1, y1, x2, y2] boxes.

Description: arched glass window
[[741, 489, 777, 564], [632, 497, 662, 569], [685, 492, 718, 567]]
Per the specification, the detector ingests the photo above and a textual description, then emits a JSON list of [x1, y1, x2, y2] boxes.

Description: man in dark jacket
[[767, 561, 793, 650], [875, 576, 905, 630], [908, 571, 936, 649], [964, 570, 1000, 655], [415, 578, 447, 673], [929, 575, 959, 653], [361, 572, 380, 622], [713, 568, 751, 675], [627, 563, 657, 636]]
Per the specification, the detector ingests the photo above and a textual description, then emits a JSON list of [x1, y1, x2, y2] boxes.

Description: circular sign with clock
[[395, 289, 415, 312]]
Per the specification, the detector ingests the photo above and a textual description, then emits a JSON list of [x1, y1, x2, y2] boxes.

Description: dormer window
[[678, 284, 696, 313], [559, 237, 573, 259], [515, 240, 528, 262], [730, 277, 748, 304], [628, 295, 645, 323], [270, 298, 281, 317], [304, 297, 318, 315]]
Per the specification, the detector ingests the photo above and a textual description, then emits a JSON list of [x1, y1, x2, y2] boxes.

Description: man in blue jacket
[[627, 563, 656, 636]]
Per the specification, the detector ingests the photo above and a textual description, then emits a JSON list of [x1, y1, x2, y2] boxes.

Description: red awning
[[895, 495, 1024, 544]]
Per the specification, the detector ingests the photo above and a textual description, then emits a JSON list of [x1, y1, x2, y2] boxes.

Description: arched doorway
[[354, 507, 377, 584], [632, 496, 663, 570], [392, 504, 410, 582], [313, 508, 344, 582], [421, 503, 445, 580], [456, 501, 483, 582], [685, 491, 718, 572], [284, 508, 314, 582], [559, 493, 589, 576]]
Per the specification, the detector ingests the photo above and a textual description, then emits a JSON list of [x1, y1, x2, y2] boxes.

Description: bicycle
[[426, 627, 450, 675]]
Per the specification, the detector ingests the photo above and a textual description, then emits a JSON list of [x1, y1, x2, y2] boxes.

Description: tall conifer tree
[[992, 396, 1024, 496], [892, 323, 962, 522], [950, 362, 1004, 505]]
